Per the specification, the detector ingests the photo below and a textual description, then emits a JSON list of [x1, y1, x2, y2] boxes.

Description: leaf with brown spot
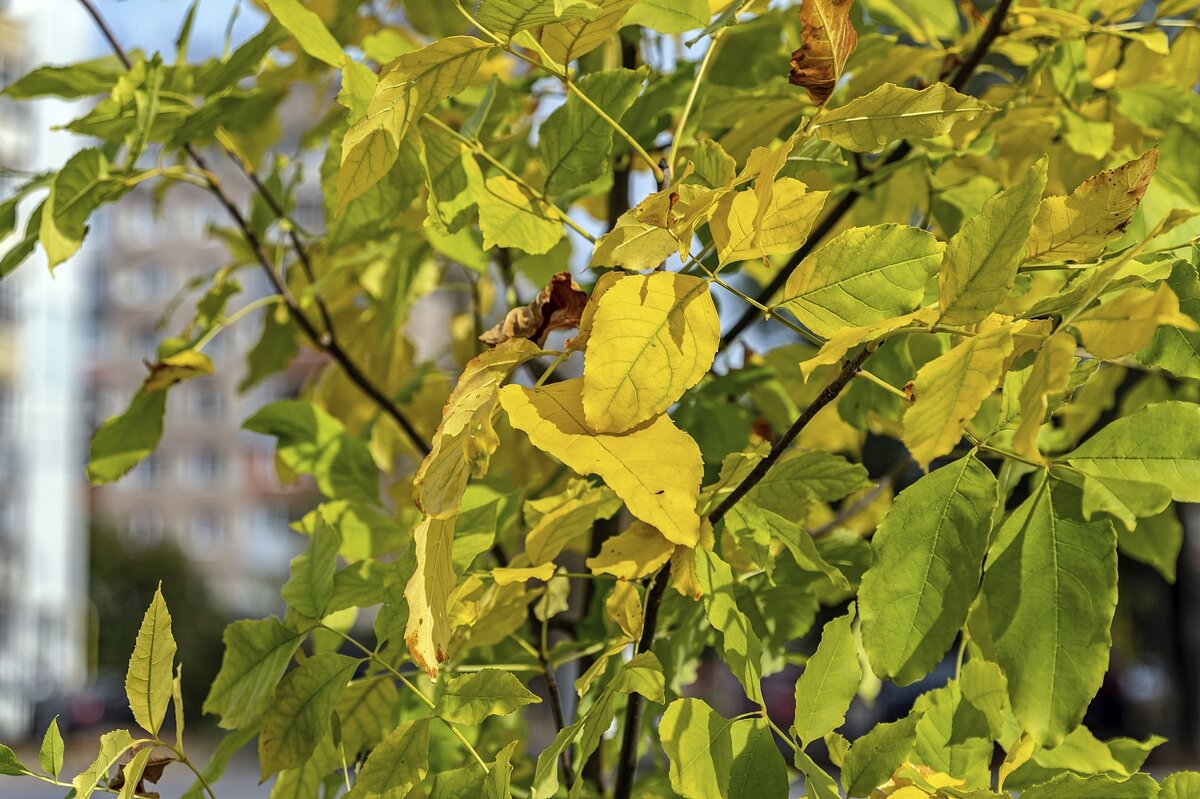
[[789, 0, 858, 105], [1026, 149, 1159, 263], [141, 350, 214, 393], [480, 271, 589, 346]]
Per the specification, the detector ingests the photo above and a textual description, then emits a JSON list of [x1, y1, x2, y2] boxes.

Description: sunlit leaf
[[811, 82, 993, 152]]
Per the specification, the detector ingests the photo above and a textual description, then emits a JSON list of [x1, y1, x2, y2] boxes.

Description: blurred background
[[0, 0, 1198, 796]]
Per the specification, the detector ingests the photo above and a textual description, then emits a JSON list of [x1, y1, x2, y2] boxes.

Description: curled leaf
[[789, 0, 858, 105], [480, 271, 589, 346]]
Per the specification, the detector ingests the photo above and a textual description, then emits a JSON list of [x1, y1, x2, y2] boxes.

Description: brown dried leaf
[[480, 271, 588, 346], [789, 0, 858, 105]]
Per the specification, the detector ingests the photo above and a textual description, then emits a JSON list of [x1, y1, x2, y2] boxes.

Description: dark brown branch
[[76, 0, 431, 457], [721, 0, 1016, 350], [612, 345, 874, 798]]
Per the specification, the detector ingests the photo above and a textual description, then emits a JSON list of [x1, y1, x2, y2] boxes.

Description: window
[[131, 265, 169, 303], [189, 382, 223, 422], [126, 512, 165, 547], [189, 511, 226, 554], [181, 447, 223, 488], [127, 453, 165, 487]]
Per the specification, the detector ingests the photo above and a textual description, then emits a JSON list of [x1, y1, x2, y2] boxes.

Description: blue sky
[[87, 0, 266, 59]]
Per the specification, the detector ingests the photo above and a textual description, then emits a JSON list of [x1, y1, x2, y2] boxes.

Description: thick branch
[[76, 0, 431, 457], [612, 346, 873, 798], [721, 0, 1016, 350]]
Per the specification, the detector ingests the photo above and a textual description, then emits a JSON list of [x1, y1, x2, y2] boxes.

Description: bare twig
[[76, 0, 431, 456], [720, 0, 1017, 350]]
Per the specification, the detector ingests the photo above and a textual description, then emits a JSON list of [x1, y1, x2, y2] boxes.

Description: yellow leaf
[[141, 350, 214, 393], [404, 515, 458, 678], [605, 581, 643, 639], [539, 0, 639, 63], [478, 175, 564, 255], [800, 310, 936, 379], [589, 212, 680, 270], [779, 224, 943, 337], [493, 563, 557, 585], [570, 270, 624, 352], [524, 479, 621, 564], [709, 178, 829, 264], [788, 0, 858, 105], [811, 82, 993, 152], [1025, 148, 1159, 263], [1073, 283, 1198, 359], [903, 323, 1015, 469], [414, 339, 542, 518], [585, 521, 675, 579], [582, 272, 720, 433], [336, 76, 417, 211], [1012, 332, 1076, 463], [500, 379, 703, 546], [669, 520, 715, 599]]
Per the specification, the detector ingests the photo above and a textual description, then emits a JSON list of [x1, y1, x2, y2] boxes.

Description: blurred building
[[84, 181, 317, 614], [0, 0, 91, 740]]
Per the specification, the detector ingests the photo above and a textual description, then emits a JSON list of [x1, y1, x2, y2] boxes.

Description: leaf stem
[[423, 114, 597, 243], [854, 368, 908, 401], [75, 0, 433, 458], [321, 625, 491, 774], [667, 33, 723, 178], [193, 295, 282, 352]]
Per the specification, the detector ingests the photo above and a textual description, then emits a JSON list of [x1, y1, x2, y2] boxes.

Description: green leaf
[[258, 652, 360, 778], [811, 82, 993, 152], [125, 584, 177, 736], [117, 746, 153, 799], [1019, 773, 1160, 798], [243, 400, 381, 506], [0, 744, 29, 777], [911, 680, 993, 788], [746, 450, 870, 518], [694, 549, 764, 704], [624, 0, 709, 33], [1137, 262, 1200, 379], [282, 517, 342, 619], [420, 126, 486, 234], [240, 305, 299, 392], [903, 323, 1015, 469], [2, 56, 126, 99], [1161, 772, 1200, 799], [792, 604, 860, 746], [794, 748, 842, 799], [344, 719, 429, 799], [39, 717, 64, 779], [660, 699, 785, 799], [540, 0, 640, 63], [39, 148, 124, 268], [776, 224, 944, 337], [982, 478, 1117, 746], [860, 455, 996, 684], [938, 158, 1048, 325], [539, 68, 643, 196], [484, 741, 518, 799], [262, 0, 344, 66], [478, 175, 565, 255], [435, 669, 542, 724], [725, 503, 849, 589], [1119, 505, 1183, 583], [73, 729, 135, 799], [477, 0, 597, 40], [1065, 401, 1200, 503], [86, 391, 167, 483], [841, 712, 922, 797], [204, 618, 304, 730], [726, 720, 790, 799]]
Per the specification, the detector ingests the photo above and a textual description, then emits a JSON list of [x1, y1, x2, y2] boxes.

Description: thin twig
[[720, 0, 1016, 350], [612, 346, 874, 798], [76, 0, 431, 457]]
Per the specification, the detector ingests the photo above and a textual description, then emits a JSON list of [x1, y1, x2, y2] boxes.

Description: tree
[[2, 0, 1200, 797]]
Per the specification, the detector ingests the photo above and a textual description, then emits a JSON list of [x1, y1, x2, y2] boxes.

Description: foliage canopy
[[3, 0, 1200, 797]]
